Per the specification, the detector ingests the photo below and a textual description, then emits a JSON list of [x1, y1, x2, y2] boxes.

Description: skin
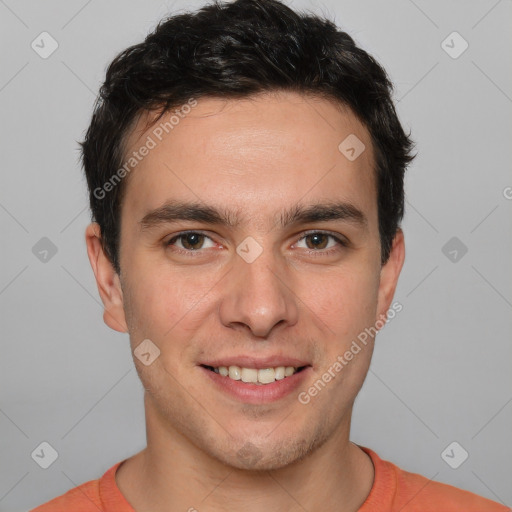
[[85, 91, 405, 512]]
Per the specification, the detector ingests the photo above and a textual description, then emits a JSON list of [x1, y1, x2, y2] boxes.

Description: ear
[[376, 229, 405, 323], [85, 222, 128, 333]]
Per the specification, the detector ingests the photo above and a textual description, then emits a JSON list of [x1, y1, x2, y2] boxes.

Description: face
[[86, 91, 404, 471]]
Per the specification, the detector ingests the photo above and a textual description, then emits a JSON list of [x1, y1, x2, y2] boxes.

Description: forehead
[[120, 91, 377, 228]]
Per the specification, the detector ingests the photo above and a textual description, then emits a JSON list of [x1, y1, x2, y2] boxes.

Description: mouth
[[200, 364, 309, 385], [199, 360, 312, 404]]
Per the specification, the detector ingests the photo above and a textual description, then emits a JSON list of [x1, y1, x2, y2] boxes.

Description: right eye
[[166, 231, 217, 252]]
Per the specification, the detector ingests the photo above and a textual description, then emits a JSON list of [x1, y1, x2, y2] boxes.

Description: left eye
[[295, 232, 343, 250], [167, 232, 216, 250]]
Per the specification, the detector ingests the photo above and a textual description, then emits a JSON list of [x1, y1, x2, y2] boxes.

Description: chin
[[211, 433, 321, 472]]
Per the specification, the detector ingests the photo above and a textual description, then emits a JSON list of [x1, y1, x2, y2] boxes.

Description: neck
[[116, 398, 374, 512]]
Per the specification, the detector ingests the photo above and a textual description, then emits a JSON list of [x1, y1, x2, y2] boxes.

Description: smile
[[202, 365, 306, 385], [199, 362, 312, 404]]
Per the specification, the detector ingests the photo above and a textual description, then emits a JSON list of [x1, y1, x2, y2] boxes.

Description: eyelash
[[165, 230, 348, 257]]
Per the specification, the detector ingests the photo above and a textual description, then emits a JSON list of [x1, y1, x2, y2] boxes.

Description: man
[[31, 0, 509, 510]]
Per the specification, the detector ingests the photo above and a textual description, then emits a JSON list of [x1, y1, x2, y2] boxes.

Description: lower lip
[[200, 366, 312, 404]]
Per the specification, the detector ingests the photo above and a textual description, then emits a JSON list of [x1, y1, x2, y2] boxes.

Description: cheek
[[303, 267, 380, 337], [122, 275, 173, 342], [123, 267, 217, 353]]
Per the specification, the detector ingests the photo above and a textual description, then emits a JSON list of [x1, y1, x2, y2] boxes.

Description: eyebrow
[[139, 200, 368, 231]]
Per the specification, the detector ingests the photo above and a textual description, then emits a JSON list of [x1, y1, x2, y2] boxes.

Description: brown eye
[[179, 233, 205, 250], [295, 231, 347, 253], [167, 232, 215, 251], [304, 233, 329, 250]]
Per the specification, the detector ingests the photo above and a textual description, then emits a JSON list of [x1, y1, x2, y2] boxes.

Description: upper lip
[[200, 356, 311, 369]]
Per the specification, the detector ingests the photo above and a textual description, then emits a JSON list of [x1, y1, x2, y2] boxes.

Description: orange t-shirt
[[30, 446, 510, 511]]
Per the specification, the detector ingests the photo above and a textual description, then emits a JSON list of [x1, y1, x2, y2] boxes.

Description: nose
[[218, 243, 299, 338]]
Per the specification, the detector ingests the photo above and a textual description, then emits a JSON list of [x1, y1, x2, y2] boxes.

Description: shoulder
[[29, 460, 126, 512], [393, 464, 509, 511], [359, 446, 510, 512], [29, 478, 102, 512]]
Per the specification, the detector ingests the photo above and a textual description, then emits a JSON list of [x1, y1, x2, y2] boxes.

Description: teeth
[[258, 368, 275, 384], [228, 366, 241, 380], [284, 366, 295, 377], [214, 365, 299, 384], [274, 367, 285, 380], [241, 368, 258, 383]]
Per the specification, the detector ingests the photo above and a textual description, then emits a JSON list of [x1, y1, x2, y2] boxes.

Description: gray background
[[1, 0, 511, 510]]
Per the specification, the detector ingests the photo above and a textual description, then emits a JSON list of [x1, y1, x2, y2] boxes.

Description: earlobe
[[376, 229, 405, 323], [85, 223, 129, 333]]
